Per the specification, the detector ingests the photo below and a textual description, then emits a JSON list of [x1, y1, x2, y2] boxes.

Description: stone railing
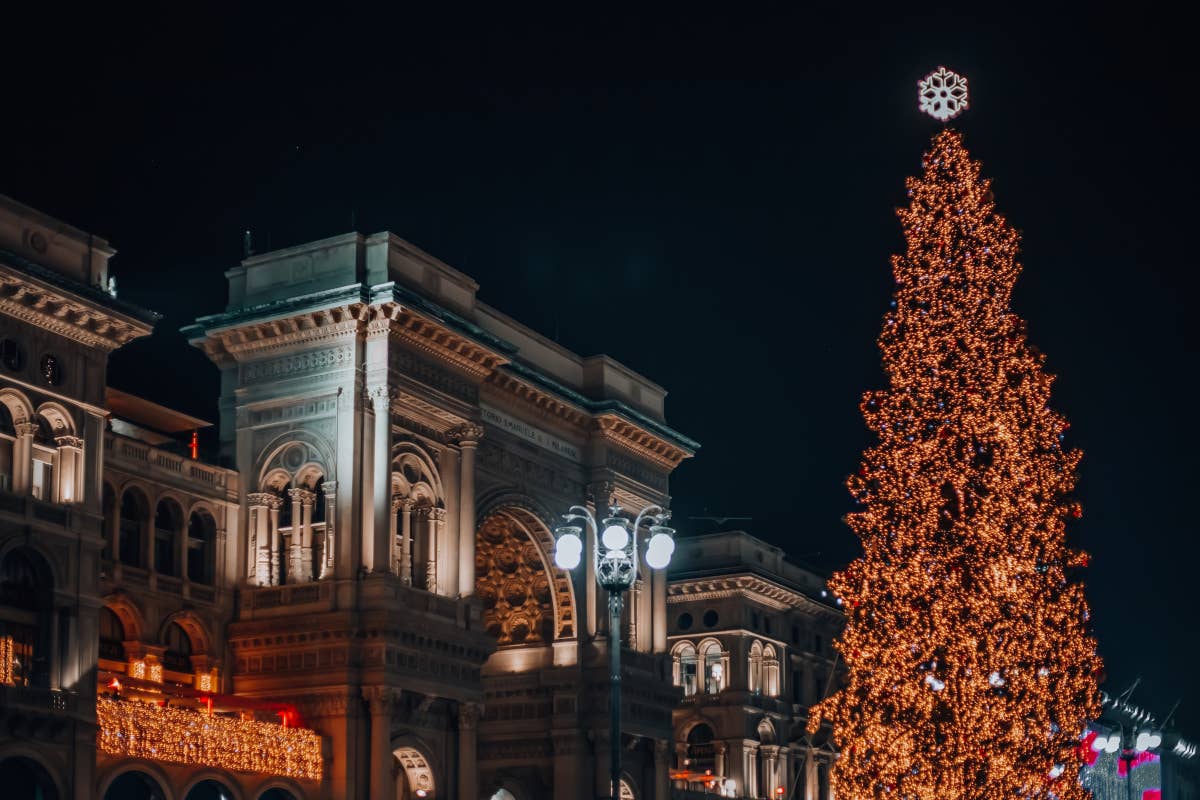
[[0, 685, 78, 716], [105, 432, 232, 491]]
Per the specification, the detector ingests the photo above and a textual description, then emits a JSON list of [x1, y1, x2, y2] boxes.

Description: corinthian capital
[[54, 435, 85, 449], [288, 487, 317, 506], [448, 422, 485, 447], [14, 421, 38, 437], [362, 686, 399, 717], [457, 701, 484, 730], [246, 492, 282, 509], [367, 384, 396, 410]]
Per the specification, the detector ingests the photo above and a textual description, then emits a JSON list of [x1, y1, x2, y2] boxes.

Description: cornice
[[213, 306, 367, 362], [0, 267, 154, 351], [389, 306, 509, 379], [593, 413, 691, 470], [668, 574, 842, 618]]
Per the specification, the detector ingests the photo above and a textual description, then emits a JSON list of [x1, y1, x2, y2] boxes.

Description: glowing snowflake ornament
[[919, 67, 969, 121]]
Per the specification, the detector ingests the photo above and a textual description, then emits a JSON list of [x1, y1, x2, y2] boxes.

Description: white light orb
[[554, 533, 583, 570], [645, 532, 675, 569], [1091, 736, 1107, 753], [1105, 737, 1121, 754], [1049, 764, 1065, 779], [1149, 733, 1163, 749], [601, 523, 629, 552]]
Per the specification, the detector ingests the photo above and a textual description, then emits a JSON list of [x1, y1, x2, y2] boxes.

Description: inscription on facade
[[480, 404, 579, 461]]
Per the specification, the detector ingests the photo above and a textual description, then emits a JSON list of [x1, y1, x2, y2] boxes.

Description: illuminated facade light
[[96, 697, 323, 781]]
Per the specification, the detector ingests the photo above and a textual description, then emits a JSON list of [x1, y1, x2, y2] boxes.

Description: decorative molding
[[476, 440, 585, 500], [241, 344, 355, 383], [388, 308, 509, 380], [391, 347, 479, 404], [593, 414, 690, 471], [0, 269, 153, 351], [447, 422, 485, 447], [668, 575, 841, 619], [215, 307, 366, 362]]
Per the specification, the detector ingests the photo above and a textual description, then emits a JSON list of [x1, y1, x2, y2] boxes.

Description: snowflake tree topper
[[919, 67, 969, 122]]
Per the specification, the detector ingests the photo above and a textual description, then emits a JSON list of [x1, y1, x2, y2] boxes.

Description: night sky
[[4, 8, 1196, 732]]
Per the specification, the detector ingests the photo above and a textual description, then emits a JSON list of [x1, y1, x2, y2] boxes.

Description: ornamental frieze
[[241, 344, 354, 383], [244, 396, 339, 427], [605, 451, 668, 493], [477, 440, 584, 500], [390, 346, 479, 403]]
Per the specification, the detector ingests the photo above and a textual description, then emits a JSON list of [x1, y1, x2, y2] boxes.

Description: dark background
[[3, 7, 1195, 732]]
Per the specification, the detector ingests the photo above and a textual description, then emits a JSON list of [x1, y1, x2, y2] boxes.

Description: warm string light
[[808, 130, 1102, 800], [96, 696, 323, 781], [0, 635, 13, 686]]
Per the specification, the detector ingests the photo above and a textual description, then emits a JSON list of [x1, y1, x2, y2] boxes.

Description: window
[[119, 488, 148, 567], [162, 621, 193, 672], [749, 640, 763, 694], [99, 607, 125, 661], [30, 457, 52, 501], [154, 500, 183, 576], [187, 510, 216, 584], [39, 355, 62, 386], [1, 340, 23, 372], [673, 642, 698, 696], [702, 610, 719, 628], [677, 612, 693, 631], [763, 645, 780, 697], [701, 641, 725, 694]]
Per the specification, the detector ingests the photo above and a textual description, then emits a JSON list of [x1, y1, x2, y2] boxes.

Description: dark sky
[[4, 8, 1196, 732]]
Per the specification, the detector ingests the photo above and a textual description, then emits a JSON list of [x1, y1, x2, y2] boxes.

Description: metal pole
[[609, 589, 623, 800]]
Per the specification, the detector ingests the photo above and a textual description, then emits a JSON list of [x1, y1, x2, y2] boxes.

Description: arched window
[[162, 621, 193, 673], [98, 607, 125, 661], [154, 499, 183, 576], [700, 640, 725, 694], [763, 644, 780, 697], [748, 640, 763, 694], [104, 771, 166, 800], [0, 756, 60, 800], [672, 642, 698, 696], [0, 402, 14, 493], [187, 510, 216, 584], [0, 549, 51, 688], [119, 488, 148, 567], [184, 779, 236, 800], [29, 416, 55, 501]]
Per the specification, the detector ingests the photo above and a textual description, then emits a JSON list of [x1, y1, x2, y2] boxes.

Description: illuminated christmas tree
[[810, 125, 1102, 799]]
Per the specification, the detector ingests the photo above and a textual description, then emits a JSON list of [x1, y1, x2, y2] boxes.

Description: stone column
[[651, 565, 667, 653], [654, 739, 671, 800], [714, 740, 728, 781], [286, 488, 304, 583], [320, 480, 337, 579], [246, 494, 271, 585], [300, 489, 315, 580], [364, 687, 397, 800], [53, 435, 83, 503], [449, 423, 483, 597], [389, 494, 401, 574], [268, 497, 282, 586], [369, 386, 394, 573], [747, 743, 760, 799], [428, 507, 446, 593], [12, 421, 36, 494], [398, 498, 413, 585], [457, 702, 482, 800], [762, 745, 781, 797]]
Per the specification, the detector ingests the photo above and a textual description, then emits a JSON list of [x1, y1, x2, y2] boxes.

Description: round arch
[[0, 387, 34, 424], [98, 765, 173, 800], [391, 441, 444, 505], [392, 737, 439, 799], [158, 609, 213, 656], [475, 504, 576, 645], [252, 778, 306, 800], [33, 402, 74, 436], [180, 772, 244, 800], [254, 432, 335, 492], [0, 540, 58, 592], [756, 717, 776, 745], [0, 748, 64, 800], [103, 591, 145, 642]]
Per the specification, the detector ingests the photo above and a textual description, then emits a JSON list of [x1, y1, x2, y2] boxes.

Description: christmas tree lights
[[96, 696, 323, 781], [809, 130, 1101, 799]]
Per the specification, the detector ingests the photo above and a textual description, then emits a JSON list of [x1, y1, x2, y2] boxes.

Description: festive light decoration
[[808, 130, 1102, 799], [96, 696, 323, 781], [919, 67, 969, 122], [0, 635, 13, 686]]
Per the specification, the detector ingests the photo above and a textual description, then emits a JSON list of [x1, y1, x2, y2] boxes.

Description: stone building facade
[[665, 532, 843, 800], [0, 194, 843, 800]]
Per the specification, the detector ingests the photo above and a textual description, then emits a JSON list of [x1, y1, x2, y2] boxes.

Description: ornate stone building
[[1, 195, 847, 800], [665, 532, 843, 800]]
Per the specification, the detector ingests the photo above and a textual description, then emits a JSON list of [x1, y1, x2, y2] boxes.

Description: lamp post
[[1091, 724, 1163, 800], [553, 503, 676, 800]]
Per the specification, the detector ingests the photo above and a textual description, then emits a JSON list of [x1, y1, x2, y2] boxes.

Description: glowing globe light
[[1105, 736, 1121, 754], [645, 532, 675, 569], [601, 523, 629, 552], [1091, 736, 1108, 753], [1149, 733, 1163, 749], [554, 531, 583, 570]]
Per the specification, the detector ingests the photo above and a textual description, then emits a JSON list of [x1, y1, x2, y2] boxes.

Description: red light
[[189, 431, 199, 460], [776, 788, 785, 796]]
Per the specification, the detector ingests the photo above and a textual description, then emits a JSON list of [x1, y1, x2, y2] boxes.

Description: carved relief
[[476, 440, 584, 500], [241, 345, 354, 383], [605, 451, 668, 493], [475, 515, 556, 646]]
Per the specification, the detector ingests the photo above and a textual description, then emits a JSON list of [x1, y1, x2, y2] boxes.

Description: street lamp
[[554, 503, 676, 800], [1091, 725, 1163, 800]]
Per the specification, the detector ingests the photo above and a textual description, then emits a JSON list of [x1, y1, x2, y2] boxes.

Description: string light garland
[[808, 130, 1102, 799], [96, 696, 323, 781], [0, 635, 13, 686]]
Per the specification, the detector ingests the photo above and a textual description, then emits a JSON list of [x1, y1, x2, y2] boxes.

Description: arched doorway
[[185, 779, 236, 800], [104, 771, 167, 800], [0, 756, 59, 800], [1, 548, 54, 688], [393, 746, 436, 799]]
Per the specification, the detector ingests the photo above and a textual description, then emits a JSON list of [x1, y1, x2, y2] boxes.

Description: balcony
[[96, 696, 322, 781]]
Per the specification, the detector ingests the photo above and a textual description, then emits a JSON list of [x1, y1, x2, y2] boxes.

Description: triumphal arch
[[185, 231, 697, 800]]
